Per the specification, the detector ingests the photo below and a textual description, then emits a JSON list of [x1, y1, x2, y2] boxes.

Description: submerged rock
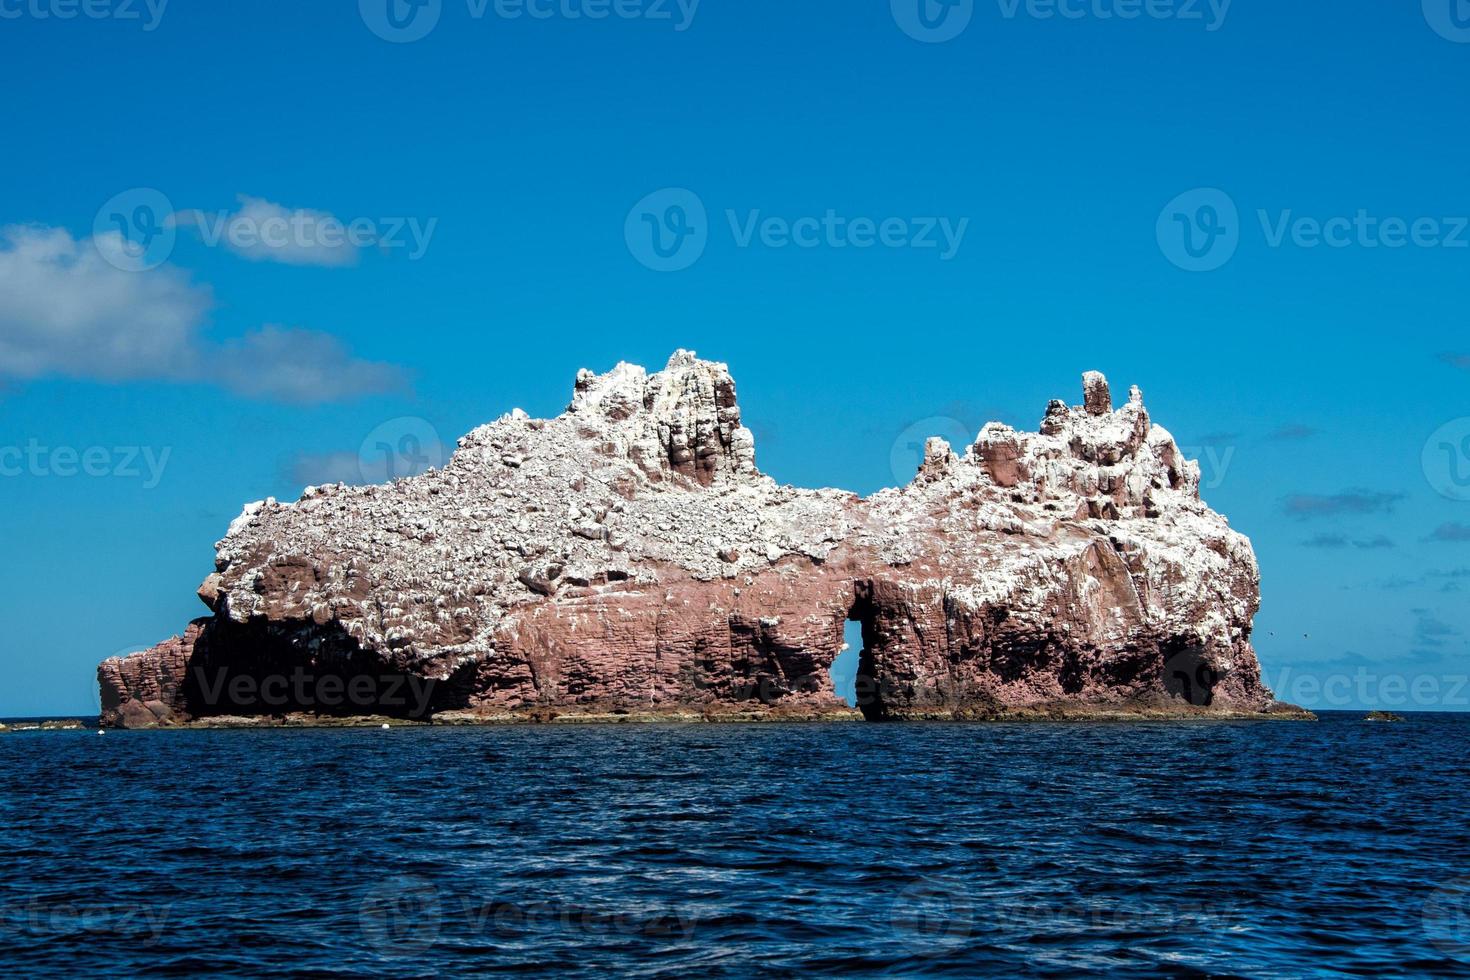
[[98, 352, 1307, 727]]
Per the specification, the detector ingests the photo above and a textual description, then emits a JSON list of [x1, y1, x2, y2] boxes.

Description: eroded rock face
[[98, 351, 1297, 726]]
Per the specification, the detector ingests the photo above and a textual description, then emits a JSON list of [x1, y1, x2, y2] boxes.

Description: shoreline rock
[[1, 719, 88, 733], [81, 700, 1317, 730], [1364, 711, 1406, 723], [99, 352, 1309, 728]]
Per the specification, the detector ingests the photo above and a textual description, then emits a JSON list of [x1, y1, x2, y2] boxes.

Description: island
[[98, 352, 1312, 727]]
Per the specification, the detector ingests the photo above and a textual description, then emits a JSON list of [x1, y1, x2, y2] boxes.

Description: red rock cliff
[[98, 352, 1301, 726]]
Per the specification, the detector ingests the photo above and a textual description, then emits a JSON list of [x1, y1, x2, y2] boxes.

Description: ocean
[[3, 712, 1468, 977]]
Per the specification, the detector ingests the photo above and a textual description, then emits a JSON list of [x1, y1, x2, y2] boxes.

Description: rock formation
[[98, 351, 1308, 727]]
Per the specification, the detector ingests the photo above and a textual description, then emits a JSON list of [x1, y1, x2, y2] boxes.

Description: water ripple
[[2, 713, 1469, 976]]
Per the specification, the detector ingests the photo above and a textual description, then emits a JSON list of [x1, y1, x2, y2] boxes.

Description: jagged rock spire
[[1082, 371, 1112, 416]]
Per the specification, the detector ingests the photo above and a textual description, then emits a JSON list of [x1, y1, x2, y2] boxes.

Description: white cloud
[[0, 225, 408, 403], [0, 225, 210, 381], [214, 326, 410, 404], [175, 195, 361, 266]]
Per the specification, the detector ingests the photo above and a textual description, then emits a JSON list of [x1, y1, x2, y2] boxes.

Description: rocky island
[[98, 352, 1310, 727]]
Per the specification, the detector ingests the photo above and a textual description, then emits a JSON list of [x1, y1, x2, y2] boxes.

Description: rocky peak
[[1082, 370, 1112, 415], [960, 371, 1193, 516], [567, 349, 757, 487]]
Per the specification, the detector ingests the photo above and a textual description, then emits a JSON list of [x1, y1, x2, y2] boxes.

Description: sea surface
[[3, 712, 1469, 977]]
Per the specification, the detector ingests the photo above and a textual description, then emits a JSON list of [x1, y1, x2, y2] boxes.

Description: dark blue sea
[[3, 712, 1469, 977]]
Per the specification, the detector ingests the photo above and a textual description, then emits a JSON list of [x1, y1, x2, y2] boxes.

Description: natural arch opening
[[846, 587, 887, 722], [829, 620, 861, 707]]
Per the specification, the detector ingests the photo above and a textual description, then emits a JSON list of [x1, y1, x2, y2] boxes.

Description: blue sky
[[2, 0, 1469, 715]]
